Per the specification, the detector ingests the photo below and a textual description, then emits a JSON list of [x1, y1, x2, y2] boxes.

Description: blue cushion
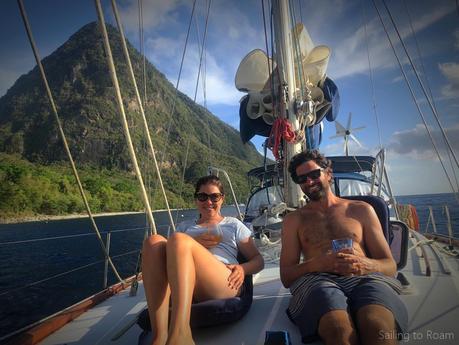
[[342, 195, 392, 244], [137, 273, 253, 330]]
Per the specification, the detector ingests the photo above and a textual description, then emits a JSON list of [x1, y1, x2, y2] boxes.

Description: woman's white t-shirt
[[176, 216, 252, 264]]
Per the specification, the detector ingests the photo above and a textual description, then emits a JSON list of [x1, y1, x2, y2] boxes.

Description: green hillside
[[0, 22, 263, 221]]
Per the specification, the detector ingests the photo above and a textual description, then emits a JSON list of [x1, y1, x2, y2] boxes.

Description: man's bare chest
[[299, 210, 363, 246]]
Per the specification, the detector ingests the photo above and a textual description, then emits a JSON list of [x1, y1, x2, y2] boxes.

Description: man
[[280, 150, 407, 345]]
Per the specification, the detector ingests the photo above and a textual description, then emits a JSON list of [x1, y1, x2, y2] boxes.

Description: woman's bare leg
[[166, 232, 238, 345], [142, 234, 170, 345]]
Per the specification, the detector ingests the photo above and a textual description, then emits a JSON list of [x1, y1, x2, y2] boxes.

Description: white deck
[[39, 233, 459, 345]]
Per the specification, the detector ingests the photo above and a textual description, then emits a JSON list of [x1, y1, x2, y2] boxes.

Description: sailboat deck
[[39, 234, 459, 345]]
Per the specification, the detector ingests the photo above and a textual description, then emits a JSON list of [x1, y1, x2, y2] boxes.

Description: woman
[[142, 175, 264, 345]]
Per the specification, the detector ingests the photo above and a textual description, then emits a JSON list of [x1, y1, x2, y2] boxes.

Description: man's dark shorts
[[286, 273, 408, 343]]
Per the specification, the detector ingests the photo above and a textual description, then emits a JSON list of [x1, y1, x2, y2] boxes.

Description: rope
[[17, 0, 123, 284], [95, 0, 158, 236], [269, 118, 296, 161], [381, 0, 459, 171], [372, 0, 458, 195], [256, 232, 281, 264], [401, 0, 459, 198], [111, 0, 176, 233]]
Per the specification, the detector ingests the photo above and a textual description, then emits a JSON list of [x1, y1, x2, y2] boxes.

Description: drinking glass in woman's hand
[[194, 232, 220, 248], [206, 224, 223, 244]]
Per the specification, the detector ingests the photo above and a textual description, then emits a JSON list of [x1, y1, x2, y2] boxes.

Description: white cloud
[[147, 36, 242, 105], [116, 0, 184, 33], [329, 4, 454, 80], [397, 5, 453, 39], [387, 123, 459, 160], [439, 62, 459, 99], [142, 0, 265, 106], [322, 140, 375, 157]]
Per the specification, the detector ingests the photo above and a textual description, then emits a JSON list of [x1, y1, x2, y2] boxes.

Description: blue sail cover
[[239, 77, 339, 145], [322, 77, 340, 122], [239, 95, 271, 143]]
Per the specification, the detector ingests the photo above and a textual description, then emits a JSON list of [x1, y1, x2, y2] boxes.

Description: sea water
[[0, 195, 457, 338]]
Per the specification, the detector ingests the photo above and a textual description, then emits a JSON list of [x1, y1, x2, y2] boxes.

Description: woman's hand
[[194, 233, 219, 249], [225, 264, 245, 290]]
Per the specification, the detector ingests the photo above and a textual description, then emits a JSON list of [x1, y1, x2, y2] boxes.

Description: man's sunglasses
[[195, 192, 224, 202], [293, 168, 324, 184]]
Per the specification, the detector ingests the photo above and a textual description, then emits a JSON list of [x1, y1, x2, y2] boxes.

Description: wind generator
[[330, 112, 365, 156]]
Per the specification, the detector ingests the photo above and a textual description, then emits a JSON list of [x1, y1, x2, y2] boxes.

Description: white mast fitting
[[272, 0, 303, 208]]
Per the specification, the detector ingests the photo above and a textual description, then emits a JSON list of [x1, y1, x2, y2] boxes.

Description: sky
[[0, 0, 458, 196]]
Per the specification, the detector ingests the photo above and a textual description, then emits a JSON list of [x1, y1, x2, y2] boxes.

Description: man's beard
[[303, 181, 328, 201]]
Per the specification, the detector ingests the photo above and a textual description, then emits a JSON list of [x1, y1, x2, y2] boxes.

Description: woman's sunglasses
[[195, 192, 224, 202], [293, 168, 324, 184]]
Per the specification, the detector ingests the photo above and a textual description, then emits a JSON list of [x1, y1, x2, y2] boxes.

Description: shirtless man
[[280, 150, 407, 345]]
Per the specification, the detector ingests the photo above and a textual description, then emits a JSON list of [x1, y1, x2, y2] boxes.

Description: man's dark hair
[[288, 149, 332, 181]]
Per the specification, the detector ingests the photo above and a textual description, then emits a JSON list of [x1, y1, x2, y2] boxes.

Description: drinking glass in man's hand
[[332, 238, 353, 253]]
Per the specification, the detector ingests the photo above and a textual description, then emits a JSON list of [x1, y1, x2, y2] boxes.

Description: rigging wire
[[193, 0, 213, 167], [261, 0, 273, 90], [0, 249, 139, 299], [381, 0, 459, 171], [175, 138, 191, 225], [151, 0, 197, 209], [360, 0, 382, 149], [138, 0, 147, 106], [110, 0, 176, 233], [401, 0, 459, 195], [137, 0, 152, 233], [297, 0, 304, 25], [201, 0, 213, 169], [17, 0, 123, 284], [372, 0, 458, 195], [95, 0, 158, 237]]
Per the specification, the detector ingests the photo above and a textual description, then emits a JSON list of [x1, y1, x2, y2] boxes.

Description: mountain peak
[[0, 21, 262, 200]]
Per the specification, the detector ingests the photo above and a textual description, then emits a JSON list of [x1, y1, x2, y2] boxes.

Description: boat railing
[[0, 224, 170, 299], [423, 204, 459, 249], [370, 148, 400, 220]]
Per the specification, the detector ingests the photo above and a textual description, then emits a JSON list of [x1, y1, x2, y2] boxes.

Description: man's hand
[[226, 264, 245, 290], [334, 251, 379, 276], [194, 233, 219, 249]]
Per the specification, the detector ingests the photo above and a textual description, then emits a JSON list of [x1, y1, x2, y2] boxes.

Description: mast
[[272, 0, 303, 208]]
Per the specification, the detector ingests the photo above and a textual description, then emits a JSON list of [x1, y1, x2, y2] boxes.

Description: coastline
[[0, 208, 188, 225]]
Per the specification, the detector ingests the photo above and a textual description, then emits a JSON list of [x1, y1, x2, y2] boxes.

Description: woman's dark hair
[[194, 175, 225, 195], [288, 149, 332, 181]]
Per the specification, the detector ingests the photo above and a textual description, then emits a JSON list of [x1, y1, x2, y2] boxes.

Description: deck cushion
[[343, 195, 392, 244], [137, 273, 253, 330]]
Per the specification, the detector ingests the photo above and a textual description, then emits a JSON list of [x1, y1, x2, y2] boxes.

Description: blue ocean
[[0, 194, 457, 339]]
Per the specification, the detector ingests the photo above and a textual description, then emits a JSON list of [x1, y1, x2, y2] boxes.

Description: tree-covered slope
[[0, 22, 263, 220]]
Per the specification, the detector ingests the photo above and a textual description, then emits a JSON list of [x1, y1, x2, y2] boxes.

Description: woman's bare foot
[[166, 327, 195, 345], [152, 334, 167, 345]]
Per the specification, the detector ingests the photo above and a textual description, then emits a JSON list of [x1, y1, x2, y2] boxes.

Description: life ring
[[396, 204, 420, 231]]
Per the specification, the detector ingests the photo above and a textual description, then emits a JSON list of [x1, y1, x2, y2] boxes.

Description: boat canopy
[[328, 156, 375, 173]]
